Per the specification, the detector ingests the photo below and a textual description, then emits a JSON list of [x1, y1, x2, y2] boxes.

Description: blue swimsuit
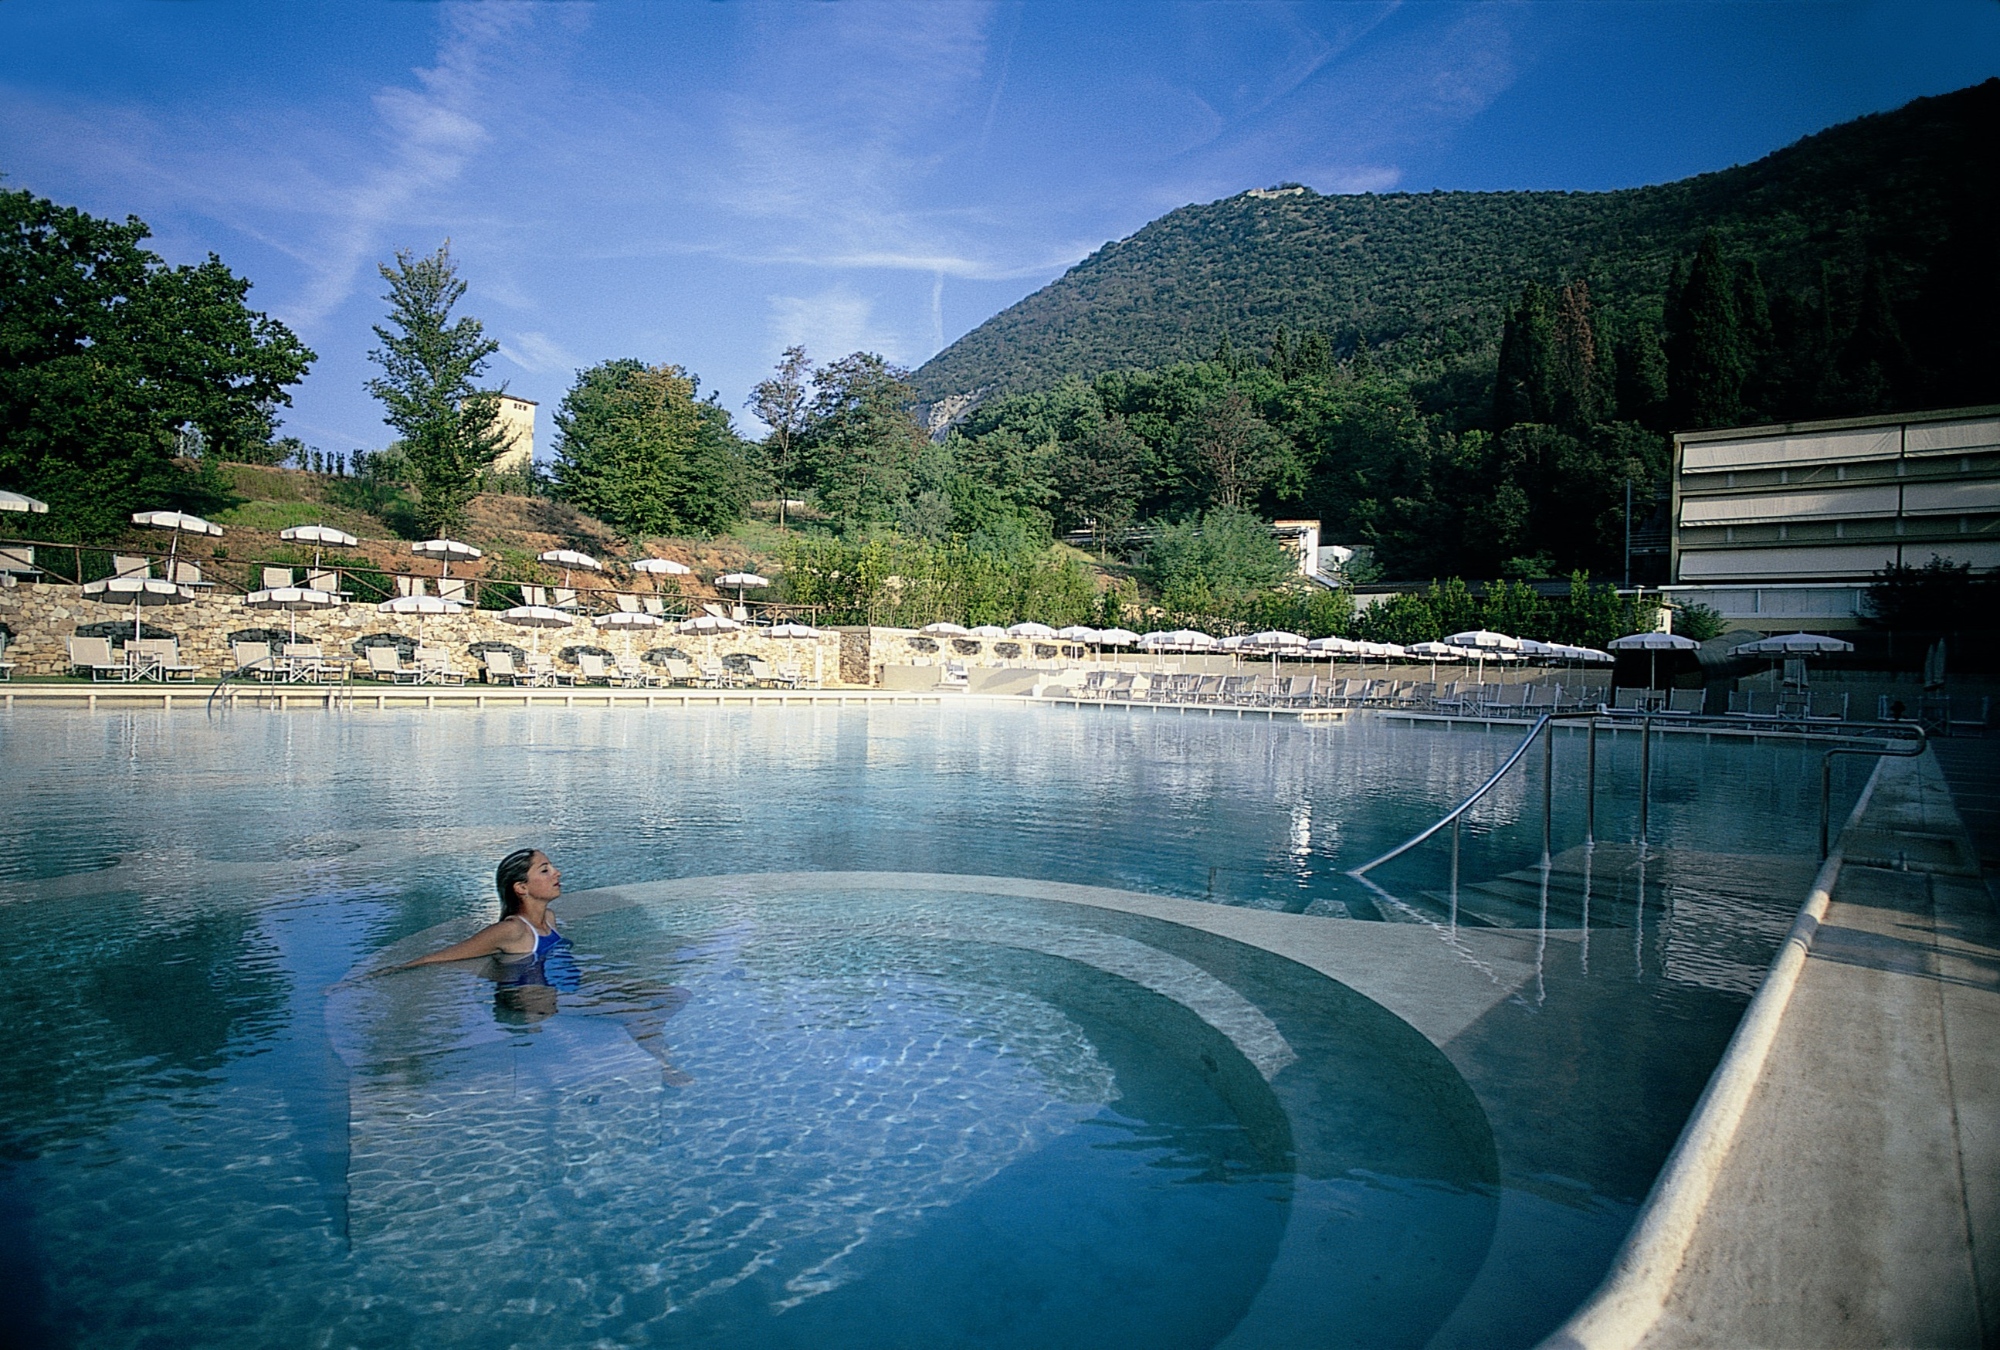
[[496, 915, 581, 992]]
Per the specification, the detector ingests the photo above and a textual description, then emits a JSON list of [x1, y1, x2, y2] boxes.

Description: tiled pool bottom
[[0, 706, 1854, 1347]]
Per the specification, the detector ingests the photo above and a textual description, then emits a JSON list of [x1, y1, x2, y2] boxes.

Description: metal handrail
[[1348, 711, 1604, 878], [1820, 727, 1926, 857]]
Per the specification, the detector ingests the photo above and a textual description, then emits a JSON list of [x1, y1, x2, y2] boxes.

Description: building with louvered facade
[[1665, 406, 2000, 630]]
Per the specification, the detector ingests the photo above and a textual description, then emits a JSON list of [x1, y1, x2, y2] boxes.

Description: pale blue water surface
[[0, 705, 1860, 1349]]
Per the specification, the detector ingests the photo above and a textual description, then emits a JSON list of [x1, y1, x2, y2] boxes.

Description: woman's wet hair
[[495, 848, 542, 916]]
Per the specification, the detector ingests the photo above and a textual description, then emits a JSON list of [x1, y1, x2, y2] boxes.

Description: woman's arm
[[399, 919, 531, 968]]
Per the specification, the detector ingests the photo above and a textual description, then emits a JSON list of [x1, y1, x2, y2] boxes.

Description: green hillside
[[914, 79, 2000, 416]]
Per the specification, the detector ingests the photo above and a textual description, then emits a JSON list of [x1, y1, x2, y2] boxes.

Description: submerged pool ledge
[[1545, 746, 1999, 1350]]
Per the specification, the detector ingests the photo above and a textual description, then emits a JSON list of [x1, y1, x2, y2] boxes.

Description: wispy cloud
[[768, 287, 907, 366], [501, 331, 582, 377]]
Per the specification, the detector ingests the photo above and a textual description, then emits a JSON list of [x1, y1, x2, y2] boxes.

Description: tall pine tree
[[1492, 282, 1555, 431]]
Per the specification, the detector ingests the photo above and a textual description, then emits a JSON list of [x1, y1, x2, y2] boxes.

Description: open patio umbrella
[[280, 524, 359, 571], [715, 572, 770, 609], [1054, 625, 1099, 641], [968, 624, 1009, 638], [243, 585, 344, 643], [593, 609, 660, 666], [1729, 632, 1854, 657], [538, 548, 602, 591], [678, 613, 743, 633], [921, 621, 971, 635], [1095, 628, 1139, 647], [1608, 630, 1699, 690], [0, 490, 49, 514], [83, 575, 193, 644], [1308, 635, 1361, 656], [499, 603, 573, 658], [132, 508, 223, 579], [1407, 639, 1464, 682], [1007, 621, 1056, 639], [1441, 629, 1519, 683], [1139, 629, 1217, 651], [378, 592, 465, 653], [411, 538, 481, 578]]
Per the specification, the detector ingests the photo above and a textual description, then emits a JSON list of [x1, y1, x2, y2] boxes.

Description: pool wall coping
[[1538, 752, 1895, 1350]]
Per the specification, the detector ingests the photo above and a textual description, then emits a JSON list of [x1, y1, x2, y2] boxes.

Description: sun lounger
[[698, 659, 732, 688], [615, 654, 662, 687], [395, 575, 426, 598], [1662, 687, 1705, 716], [1806, 690, 1848, 722], [553, 587, 580, 611], [614, 593, 641, 613], [742, 657, 788, 688], [576, 652, 626, 686], [305, 570, 342, 595], [641, 596, 667, 617], [366, 645, 421, 683], [1613, 688, 1651, 712], [437, 577, 468, 604], [481, 650, 524, 685], [262, 567, 294, 590], [112, 555, 151, 580], [125, 638, 195, 681], [233, 641, 277, 681], [69, 636, 124, 680], [658, 657, 697, 686], [0, 546, 39, 580]]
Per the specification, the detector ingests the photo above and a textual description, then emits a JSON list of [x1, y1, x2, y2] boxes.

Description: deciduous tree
[[747, 344, 812, 527], [551, 359, 749, 536]]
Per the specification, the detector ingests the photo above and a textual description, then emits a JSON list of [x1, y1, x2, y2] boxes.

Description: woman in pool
[[401, 848, 694, 1085], [403, 847, 568, 970]]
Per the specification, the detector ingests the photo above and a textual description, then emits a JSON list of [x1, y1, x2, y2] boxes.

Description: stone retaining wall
[[0, 583, 841, 682]]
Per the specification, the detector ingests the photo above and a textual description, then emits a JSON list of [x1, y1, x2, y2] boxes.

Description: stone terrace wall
[[0, 583, 842, 682]]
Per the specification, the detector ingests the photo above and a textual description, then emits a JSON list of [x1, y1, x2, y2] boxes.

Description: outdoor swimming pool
[[0, 705, 1863, 1348]]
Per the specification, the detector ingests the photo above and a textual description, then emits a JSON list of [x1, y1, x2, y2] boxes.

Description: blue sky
[[3, 2, 1995, 455]]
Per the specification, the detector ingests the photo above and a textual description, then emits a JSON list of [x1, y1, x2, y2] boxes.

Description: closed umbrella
[[280, 524, 359, 572], [1608, 630, 1699, 691], [83, 574, 193, 645], [411, 538, 481, 578], [243, 585, 344, 644], [0, 490, 49, 514]]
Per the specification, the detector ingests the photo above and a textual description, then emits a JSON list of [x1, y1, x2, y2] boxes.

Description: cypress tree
[[1733, 259, 1776, 420], [1550, 280, 1606, 428], [1666, 233, 1745, 429], [1493, 282, 1555, 431], [1614, 317, 1670, 429], [1838, 254, 1916, 415]]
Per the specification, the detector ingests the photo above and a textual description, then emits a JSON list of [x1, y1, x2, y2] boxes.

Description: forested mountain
[[914, 79, 2000, 426]]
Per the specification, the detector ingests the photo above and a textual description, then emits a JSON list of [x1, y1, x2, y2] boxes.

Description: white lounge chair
[[483, 650, 524, 685], [262, 567, 294, 590], [69, 635, 125, 681], [233, 641, 277, 681], [366, 645, 421, 683]]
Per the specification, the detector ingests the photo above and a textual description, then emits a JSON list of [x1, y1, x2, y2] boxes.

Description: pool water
[[0, 706, 1860, 1348]]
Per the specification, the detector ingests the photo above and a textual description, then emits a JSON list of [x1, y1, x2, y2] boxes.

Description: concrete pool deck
[[1549, 746, 1998, 1350]]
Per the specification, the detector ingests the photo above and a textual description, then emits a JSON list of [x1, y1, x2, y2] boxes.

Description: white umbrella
[[1054, 625, 1099, 641], [1140, 629, 1217, 650], [1095, 628, 1140, 647], [1443, 629, 1522, 651], [1246, 630, 1308, 649], [921, 621, 971, 635], [1407, 639, 1464, 681], [678, 614, 742, 632], [1730, 632, 1854, 656], [1517, 639, 1559, 659], [279, 524, 359, 572], [1007, 621, 1057, 638], [1218, 634, 1250, 651], [132, 508, 223, 579], [766, 622, 823, 638], [593, 608, 661, 665], [968, 624, 1009, 638], [411, 538, 481, 578], [1308, 636, 1362, 657], [1609, 630, 1699, 691], [498, 603, 573, 658], [0, 490, 49, 514], [379, 594, 465, 615], [715, 571, 770, 610], [632, 557, 691, 576], [243, 585, 344, 643], [539, 548, 602, 593], [83, 575, 193, 644]]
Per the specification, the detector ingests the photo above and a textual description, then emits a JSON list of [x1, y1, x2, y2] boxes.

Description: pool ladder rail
[[1347, 711, 1928, 890]]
